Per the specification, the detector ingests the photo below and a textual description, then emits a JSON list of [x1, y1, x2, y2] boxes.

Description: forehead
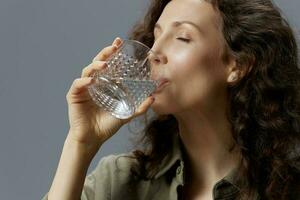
[[157, 0, 220, 31]]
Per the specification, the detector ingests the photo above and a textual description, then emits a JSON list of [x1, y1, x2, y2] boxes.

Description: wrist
[[64, 134, 102, 163]]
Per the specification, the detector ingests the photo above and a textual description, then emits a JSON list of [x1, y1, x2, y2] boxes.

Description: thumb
[[120, 96, 155, 124]]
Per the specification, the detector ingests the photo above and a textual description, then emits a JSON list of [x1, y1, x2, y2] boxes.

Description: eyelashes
[[176, 37, 190, 43], [153, 37, 191, 43]]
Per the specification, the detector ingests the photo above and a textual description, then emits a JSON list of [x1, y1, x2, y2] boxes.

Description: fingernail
[[113, 37, 120, 44], [115, 37, 122, 46]]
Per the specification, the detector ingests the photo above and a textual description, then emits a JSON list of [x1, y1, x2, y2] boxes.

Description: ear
[[225, 56, 239, 85], [226, 56, 251, 85]]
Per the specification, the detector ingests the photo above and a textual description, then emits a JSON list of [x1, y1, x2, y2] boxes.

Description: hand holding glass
[[88, 39, 159, 119]]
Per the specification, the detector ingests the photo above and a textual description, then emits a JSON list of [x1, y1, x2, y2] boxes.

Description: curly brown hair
[[126, 0, 300, 199]]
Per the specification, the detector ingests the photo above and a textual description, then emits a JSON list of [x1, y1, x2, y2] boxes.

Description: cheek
[[170, 46, 227, 107], [169, 47, 198, 74], [170, 46, 216, 82]]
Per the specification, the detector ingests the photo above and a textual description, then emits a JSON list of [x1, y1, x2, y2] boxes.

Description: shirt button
[[176, 166, 182, 175]]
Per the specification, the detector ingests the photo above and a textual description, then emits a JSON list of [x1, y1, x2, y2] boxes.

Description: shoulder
[[82, 152, 140, 199], [89, 152, 139, 184], [96, 152, 137, 172]]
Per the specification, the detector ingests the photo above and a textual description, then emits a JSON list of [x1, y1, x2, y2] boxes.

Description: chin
[[151, 107, 170, 115], [150, 100, 178, 115]]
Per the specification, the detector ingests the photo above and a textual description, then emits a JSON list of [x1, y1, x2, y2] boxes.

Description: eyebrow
[[154, 20, 203, 33]]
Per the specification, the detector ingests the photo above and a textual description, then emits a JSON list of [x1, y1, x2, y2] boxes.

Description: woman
[[43, 0, 300, 199]]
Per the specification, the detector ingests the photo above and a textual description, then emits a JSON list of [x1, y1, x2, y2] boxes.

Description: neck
[[174, 107, 241, 187]]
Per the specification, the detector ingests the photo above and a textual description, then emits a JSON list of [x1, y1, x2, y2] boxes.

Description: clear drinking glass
[[87, 39, 159, 119]]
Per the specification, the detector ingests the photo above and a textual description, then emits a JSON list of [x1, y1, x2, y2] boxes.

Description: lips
[[154, 78, 169, 93], [158, 78, 169, 86]]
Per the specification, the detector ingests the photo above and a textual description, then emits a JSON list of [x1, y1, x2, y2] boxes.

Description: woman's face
[[150, 0, 234, 115]]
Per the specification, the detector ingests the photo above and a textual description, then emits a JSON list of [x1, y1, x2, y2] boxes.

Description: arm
[[47, 133, 101, 200]]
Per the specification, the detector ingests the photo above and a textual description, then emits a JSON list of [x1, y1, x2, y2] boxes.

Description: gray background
[[0, 0, 299, 199]]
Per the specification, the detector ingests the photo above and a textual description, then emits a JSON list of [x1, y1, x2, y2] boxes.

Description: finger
[[92, 46, 117, 62], [132, 96, 155, 117], [67, 77, 94, 99], [92, 38, 123, 62], [113, 37, 123, 48], [81, 61, 107, 78], [120, 96, 155, 124]]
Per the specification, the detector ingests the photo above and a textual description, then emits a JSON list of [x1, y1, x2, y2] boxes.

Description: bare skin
[[47, 0, 246, 199], [150, 0, 245, 199], [47, 37, 155, 200]]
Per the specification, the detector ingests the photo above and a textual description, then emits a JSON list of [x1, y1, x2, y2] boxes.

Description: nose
[[147, 53, 166, 81], [148, 51, 161, 65], [148, 47, 167, 65]]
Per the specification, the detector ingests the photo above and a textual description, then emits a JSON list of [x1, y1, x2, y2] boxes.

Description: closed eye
[[177, 37, 190, 43]]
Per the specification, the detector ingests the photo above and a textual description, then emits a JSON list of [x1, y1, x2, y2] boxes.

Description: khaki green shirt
[[42, 134, 266, 200]]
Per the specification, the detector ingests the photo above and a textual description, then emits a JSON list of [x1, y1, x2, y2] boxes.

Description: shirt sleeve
[[41, 156, 113, 200]]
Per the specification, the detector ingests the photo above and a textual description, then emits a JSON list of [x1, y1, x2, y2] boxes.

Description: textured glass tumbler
[[88, 39, 159, 119]]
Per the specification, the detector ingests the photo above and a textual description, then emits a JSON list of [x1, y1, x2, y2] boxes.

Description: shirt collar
[[153, 132, 183, 179], [153, 132, 245, 191]]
